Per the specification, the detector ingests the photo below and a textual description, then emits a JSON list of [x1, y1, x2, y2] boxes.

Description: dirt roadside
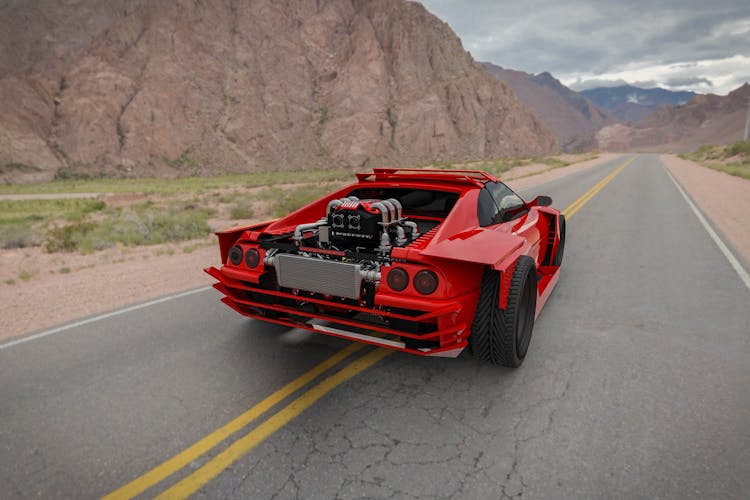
[[661, 154, 750, 267], [5, 153, 746, 343]]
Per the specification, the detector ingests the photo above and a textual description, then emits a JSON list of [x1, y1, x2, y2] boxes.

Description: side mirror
[[532, 195, 553, 207]]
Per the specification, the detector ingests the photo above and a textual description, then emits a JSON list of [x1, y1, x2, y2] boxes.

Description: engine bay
[[252, 189, 459, 306]]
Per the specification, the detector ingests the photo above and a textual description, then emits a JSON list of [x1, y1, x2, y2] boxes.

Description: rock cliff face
[[596, 83, 749, 152], [482, 63, 612, 152], [0, 0, 558, 181]]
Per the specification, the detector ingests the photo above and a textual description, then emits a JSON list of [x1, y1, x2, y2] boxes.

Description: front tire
[[470, 256, 537, 367]]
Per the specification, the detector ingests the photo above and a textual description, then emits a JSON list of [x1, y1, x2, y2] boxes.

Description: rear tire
[[470, 256, 537, 367], [553, 214, 566, 266]]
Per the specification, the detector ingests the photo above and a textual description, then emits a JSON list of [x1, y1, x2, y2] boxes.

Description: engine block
[[328, 200, 384, 245]]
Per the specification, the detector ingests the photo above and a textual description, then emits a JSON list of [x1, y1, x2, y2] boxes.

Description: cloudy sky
[[419, 0, 750, 95]]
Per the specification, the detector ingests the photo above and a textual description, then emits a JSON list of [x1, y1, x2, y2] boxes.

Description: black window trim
[[477, 181, 529, 227]]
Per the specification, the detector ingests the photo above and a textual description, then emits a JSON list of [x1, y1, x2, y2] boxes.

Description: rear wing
[[356, 168, 498, 186]]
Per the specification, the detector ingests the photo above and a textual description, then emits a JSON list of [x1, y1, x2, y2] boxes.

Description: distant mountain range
[[580, 85, 697, 123], [482, 63, 746, 154], [595, 83, 749, 152], [482, 63, 613, 152]]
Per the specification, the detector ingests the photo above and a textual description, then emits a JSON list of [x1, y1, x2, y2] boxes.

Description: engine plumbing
[[292, 196, 420, 255]]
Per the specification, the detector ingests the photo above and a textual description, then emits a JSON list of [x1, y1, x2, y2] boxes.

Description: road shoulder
[[660, 154, 750, 269]]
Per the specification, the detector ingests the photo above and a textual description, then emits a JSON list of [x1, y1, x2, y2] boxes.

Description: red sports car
[[205, 168, 565, 367]]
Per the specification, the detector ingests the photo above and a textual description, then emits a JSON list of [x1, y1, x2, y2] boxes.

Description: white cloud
[[713, 18, 750, 37], [419, 0, 750, 95], [560, 55, 750, 94]]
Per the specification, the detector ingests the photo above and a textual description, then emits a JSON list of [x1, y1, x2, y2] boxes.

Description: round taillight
[[228, 245, 243, 266], [413, 270, 438, 295], [245, 248, 260, 268], [387, 267, 409, 291]]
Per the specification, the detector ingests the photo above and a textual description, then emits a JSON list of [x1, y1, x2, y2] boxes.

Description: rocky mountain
[[596, 83, 749, 152], [482, 63, 612, 152], [0, 0, 558, 182], [581, 85, 696, 123]]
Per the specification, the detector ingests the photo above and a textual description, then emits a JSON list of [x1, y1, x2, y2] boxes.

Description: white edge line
[[664, 167, 750, 292], [0, 285, 214, 351]]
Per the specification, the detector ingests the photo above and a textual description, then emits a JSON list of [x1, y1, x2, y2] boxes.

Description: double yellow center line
[[562, 157, 634, 219], [104, 342, 385, 499], [104, 156, 634, 499]]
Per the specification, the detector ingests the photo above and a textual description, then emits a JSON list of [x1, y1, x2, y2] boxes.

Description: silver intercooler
[[274, 254, 363, 299]]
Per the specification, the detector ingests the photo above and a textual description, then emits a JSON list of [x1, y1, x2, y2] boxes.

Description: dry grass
[[0, 152, 599, 253], [679, 141, 750, 180]]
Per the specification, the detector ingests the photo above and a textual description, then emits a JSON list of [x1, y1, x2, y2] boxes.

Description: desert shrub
[[477, 157, 532, 175], [723, 141, 750, 158], [166, 148, 198, 169], [0, 198, 105, 250], [91, 204, 213, 248], [229, 203, 254, 219], [692, 145, 714, 157], [713, 163, 750, 181], [43, 203, 214, 253], [539, 157, 570, 168], [45, 221, 97, 252], [0, 222, 39, 249]]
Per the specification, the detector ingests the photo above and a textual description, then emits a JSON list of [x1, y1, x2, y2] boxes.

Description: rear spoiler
[[356, 168, 497, 186]]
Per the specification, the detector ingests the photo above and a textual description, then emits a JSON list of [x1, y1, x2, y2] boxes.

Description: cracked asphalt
[[2, 154, 749, 499]]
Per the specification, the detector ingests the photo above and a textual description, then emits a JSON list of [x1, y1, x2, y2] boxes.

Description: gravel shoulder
[[660, 154, 750, 268], [8, 152, 746, 343]]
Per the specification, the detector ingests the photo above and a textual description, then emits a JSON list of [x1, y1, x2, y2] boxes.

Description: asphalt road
[[2, 154, 749, 499]]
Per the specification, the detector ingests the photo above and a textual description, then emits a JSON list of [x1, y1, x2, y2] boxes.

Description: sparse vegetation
[[0, 198, 105, 223], [0, 223, 39, 249], [0, 169, 355, 195], [0, 198, 106, 249], [166, 148, 198, 169], [478, 158, 532, 175], [538, 157, 570, 169], [54, 167, 93, 180], [680, 141, 750, 180], [44, 202, 214, 253], [723, 141, 750, 157], [426, 152, 598, 178], [0, 152, 599, 253], [229, 203, 254, 219]]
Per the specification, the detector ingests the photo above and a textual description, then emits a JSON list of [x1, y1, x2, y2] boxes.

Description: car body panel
[[205, 168, 563, 359]]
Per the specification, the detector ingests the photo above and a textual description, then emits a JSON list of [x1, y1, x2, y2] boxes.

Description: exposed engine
[[292, 196, 420, 254], [257, 197, 422, 306]]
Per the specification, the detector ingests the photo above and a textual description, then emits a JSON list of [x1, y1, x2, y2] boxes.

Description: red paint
[[205, 169, 563, 359]]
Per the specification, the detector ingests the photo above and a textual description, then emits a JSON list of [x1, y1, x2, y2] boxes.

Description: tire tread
[[470, 256, 536, 367]]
